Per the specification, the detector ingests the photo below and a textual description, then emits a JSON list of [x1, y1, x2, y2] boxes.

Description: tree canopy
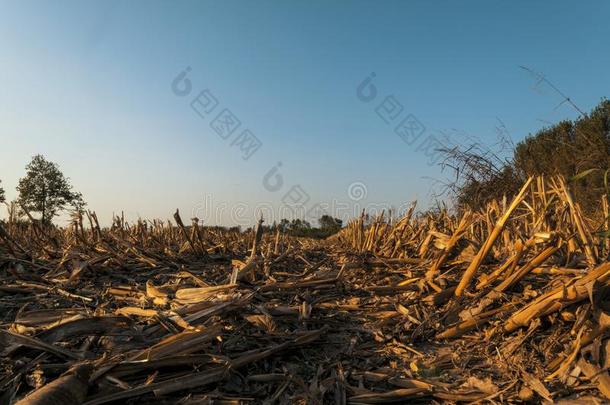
[[267, 216, 343, 238], [17, 155, 85, 224], [318, 215, 342, 233], [444, 99, 610, 212], [0, 180, 5, 204]]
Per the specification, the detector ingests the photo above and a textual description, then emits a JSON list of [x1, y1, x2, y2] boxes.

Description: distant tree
[[289, 218, 311, 233], [17, 155, 86, 224], [0, 179, 5, 204], [318, 215, 342, 233], [277, 216, 343, 238]]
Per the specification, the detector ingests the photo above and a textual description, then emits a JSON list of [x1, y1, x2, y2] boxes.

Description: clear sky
[[0, 1, 609, 226]]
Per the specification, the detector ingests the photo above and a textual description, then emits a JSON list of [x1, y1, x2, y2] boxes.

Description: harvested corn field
[[3, 176, 610, 403]]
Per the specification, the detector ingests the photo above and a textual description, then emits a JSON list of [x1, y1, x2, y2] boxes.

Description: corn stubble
[[2, 176, 610, 403]]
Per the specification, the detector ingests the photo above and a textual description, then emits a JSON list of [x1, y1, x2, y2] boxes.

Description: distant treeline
[[1, 156, 344, 238], [121, 216, 344, 239], [246, 215, 343, 239], [444, 99, 610, 212]]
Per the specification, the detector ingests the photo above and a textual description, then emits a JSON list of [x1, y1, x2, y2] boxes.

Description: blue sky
[[0, 1, 609, 226]]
